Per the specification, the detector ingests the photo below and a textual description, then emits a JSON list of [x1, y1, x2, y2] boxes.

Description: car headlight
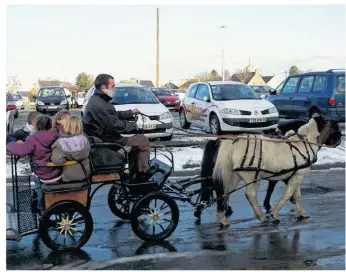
[[220, 108, 241, 115], [36, 100, 44, 106], [160, 111, 172, 120], [60, 99, 67, 105], [268, 107, 278, 114]]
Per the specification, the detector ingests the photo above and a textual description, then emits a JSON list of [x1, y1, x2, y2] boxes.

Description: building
[[261, 74, 286, 89], [228, 70, 266, 86], [119, 78, 154, 87]]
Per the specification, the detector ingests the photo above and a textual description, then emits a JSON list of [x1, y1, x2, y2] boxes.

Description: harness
[[233, 132, 318, 183]]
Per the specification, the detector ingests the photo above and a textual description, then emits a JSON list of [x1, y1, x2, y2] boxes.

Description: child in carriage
[[52, 109, 71, 136], [7, 115, 62, 183], [51, 116, 91, 181], [6, 111, 42, 144]]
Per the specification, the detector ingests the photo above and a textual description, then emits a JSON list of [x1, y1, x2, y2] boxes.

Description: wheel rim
[[179, 112, 186, 127], [211, 117, 218, 134], [44, 207, 87, 249], [134, 197, 175, 239]]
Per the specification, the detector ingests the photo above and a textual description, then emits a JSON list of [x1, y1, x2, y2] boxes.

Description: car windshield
[[12, 94, 22, 100], [39, 88, 65, 97], [113, 87, 159, 104], [211, 84, 260, 100], [151, 88, 173, 96]]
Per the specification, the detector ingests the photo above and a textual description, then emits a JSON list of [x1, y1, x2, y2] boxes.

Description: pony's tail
[[212, 140, 234, 191], [200, 140, 219, 178]]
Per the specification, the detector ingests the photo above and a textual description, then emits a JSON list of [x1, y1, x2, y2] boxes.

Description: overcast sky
[[6, 5, 345, 90]]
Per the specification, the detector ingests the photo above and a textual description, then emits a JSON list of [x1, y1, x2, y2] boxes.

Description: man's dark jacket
[[82, 89, 137, 145]]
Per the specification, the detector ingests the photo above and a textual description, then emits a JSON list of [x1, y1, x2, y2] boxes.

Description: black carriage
[[6, 142, 181, 251]]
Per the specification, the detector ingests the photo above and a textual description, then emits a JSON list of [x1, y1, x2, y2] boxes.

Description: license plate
[[143, 124, 156, 130], [248, 118, 266, 123]]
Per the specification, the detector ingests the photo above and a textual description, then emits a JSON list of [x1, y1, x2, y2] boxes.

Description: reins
[[137, 112, 325, 148]]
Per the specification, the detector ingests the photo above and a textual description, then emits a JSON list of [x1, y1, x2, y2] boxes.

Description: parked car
[[34, 86, 70, 114], [267, 69, 345, 122], [12, 94, 24, 110], [179, 81, 279, 134], [74, 92, 86, 108], [6, 93, 16, 135], [150, 88, 181, 111], [6, 92, 19, 119], [249, 85, 275, 99], [82, 84, 173, 141], [171, 89, 186, 101]]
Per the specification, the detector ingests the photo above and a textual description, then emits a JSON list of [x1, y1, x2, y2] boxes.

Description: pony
[[195, 119, 308, 219], [212, 115, 341, 226]]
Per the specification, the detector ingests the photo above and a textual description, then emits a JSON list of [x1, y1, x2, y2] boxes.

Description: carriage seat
[[42, 161, 89, 193], [41, 180, 89, 193]]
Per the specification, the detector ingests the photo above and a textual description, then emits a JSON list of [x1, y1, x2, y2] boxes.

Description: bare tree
[[224, 69, 230, 80], [7, 76, 22, 93], [234, 68, 252, 83]]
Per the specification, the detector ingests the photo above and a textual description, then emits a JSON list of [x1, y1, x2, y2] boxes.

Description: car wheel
[[161, 135, 173, 141], [210, 114, 222, 135], [179, 110, 191, 129]]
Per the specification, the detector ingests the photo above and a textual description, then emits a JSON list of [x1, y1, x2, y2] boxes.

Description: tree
[[289, 66, 300, 76], [28, 86, 38, 102], [7, 76, 22, 93], [234, 68, 252, 83], [75, 73, 93, 91]]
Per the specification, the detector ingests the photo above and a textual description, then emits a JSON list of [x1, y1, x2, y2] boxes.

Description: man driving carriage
[[82, 74, 150, 183]]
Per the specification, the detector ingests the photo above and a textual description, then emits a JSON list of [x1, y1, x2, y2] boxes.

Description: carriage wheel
[[108, 184, 135, 220], [39, 201, 93, 251], [130, 192, 179, 241]]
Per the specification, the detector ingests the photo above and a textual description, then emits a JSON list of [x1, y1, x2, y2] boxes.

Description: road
[[6, 169, 345, 269]]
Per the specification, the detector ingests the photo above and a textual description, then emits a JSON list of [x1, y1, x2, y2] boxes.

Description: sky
[[6, 4, 345, 90]]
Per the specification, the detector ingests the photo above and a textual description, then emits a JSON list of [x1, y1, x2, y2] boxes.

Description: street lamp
[[218, 25, 227, 81]]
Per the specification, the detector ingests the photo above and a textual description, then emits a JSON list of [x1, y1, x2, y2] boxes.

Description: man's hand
[[132, 108, 140, 115], [16, 140, 24, 144]]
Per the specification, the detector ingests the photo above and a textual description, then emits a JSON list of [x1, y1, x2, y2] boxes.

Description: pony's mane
[[294, 118, 320, 142]]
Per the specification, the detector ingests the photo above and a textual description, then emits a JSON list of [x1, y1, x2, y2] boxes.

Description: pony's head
[[298, 113, 342, 147]]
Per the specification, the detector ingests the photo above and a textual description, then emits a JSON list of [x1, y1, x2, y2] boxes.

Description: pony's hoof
[[259, 215, 268, 223], [219, 217, 230, 227], [271, 211, 280, 224], [296, 211, 310, 220]]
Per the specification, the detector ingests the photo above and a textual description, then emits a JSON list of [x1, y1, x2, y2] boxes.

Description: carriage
[[6, 140, 213, 251]]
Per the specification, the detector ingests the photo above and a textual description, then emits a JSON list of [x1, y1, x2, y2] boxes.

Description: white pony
[[212, 115, 342, 226]]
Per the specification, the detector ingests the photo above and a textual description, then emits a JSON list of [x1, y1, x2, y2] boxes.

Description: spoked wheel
[[130, 192, 179, 241], [39, 201, 93, 251], [210, 114, 222, 135], [108, 184, 136, 220]]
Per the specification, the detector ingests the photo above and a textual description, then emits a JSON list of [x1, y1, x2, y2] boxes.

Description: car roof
[[291, 69, 345, 77], [193, 81, 245, 86]]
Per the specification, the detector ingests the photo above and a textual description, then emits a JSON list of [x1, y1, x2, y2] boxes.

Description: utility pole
[[156, 8, 160, 87], [218, 25, 227, 81]]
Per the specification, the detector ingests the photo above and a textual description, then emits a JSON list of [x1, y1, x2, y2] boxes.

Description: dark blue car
[[35, 86, 70, 114], [267, 69, 345, 122]]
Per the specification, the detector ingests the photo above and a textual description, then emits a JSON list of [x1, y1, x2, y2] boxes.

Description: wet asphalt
[[6, 169, 345, 270]]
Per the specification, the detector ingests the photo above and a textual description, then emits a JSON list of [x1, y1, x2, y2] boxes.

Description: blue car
[[34, 86, 70, 114], [267, 69, 345, 122]]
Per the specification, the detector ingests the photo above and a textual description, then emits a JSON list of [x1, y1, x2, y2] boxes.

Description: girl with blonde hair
[[51, 116, 90, 182]]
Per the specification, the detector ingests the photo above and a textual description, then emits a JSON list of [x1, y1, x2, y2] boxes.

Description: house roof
[[228, 72, 255, 84], [139, 80, 154, 88], [262, 76, 274, 83]]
